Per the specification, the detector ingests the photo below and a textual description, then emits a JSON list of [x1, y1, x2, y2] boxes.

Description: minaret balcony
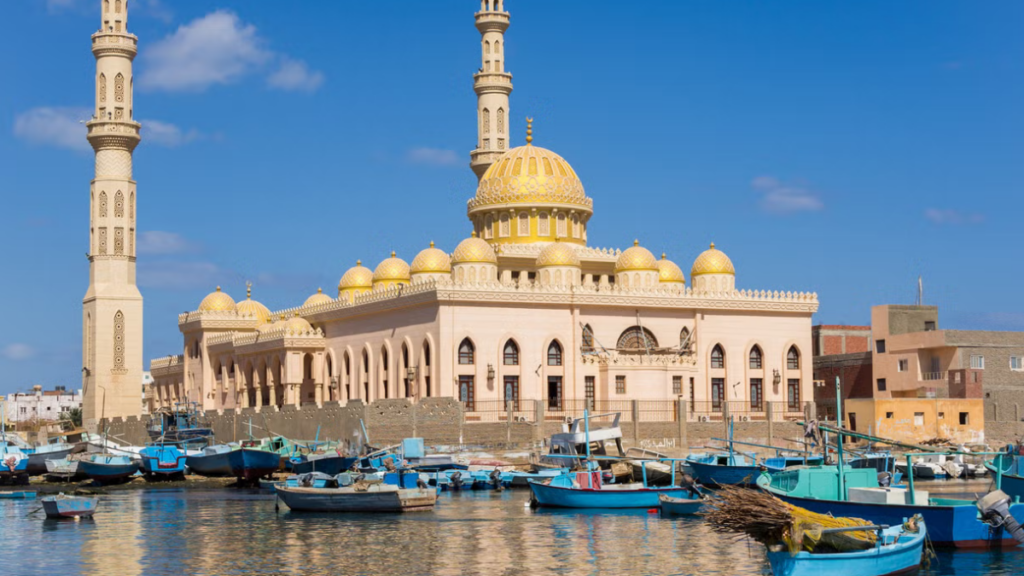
[[86, 120, 141, 151], [91, 32, 138, 58], [474, 12, 510, 32], [473, 72, 513, 94]]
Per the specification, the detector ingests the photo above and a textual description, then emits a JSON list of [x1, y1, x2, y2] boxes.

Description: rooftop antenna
[[916, 275, 923, 306]]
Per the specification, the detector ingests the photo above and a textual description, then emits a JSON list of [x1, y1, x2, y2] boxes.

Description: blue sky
[[2, 0, 1022, 395]]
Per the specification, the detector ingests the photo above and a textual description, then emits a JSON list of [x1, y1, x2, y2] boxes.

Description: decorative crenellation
[[495, 242, 622, 261], [150, 355, 184, 377]]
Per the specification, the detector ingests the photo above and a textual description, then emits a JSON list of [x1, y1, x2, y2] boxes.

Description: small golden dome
[[303, 287, 333, 307], [338, 260, 373, 291], [452, 233, 498, 264], [284, 312, 313, 334], [198, 286, 236, 312], [372, 251, 411, 283], [410, 242, 452, 274], [657, 254, 686, 284], [236, 284, 272, 324], [615, 240, 659, 273], [536, 241, 580, 268], [691, 242, 736, 276], [470, 120, 593, 217]]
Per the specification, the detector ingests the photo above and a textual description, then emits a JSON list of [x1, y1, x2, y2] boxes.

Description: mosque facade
[[148, 1, 819, 420]]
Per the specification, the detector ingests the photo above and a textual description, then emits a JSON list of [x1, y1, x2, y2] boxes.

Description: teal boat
[[765, 520, 926, 576], [986, 452, 1024, 500]]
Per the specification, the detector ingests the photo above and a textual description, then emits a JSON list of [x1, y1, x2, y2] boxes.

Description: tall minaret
[[82, 0, 143, 431], [469, 0, 513, 181]]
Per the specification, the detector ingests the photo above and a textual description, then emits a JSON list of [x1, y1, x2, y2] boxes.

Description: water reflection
[[0, 489, 1020, 576]]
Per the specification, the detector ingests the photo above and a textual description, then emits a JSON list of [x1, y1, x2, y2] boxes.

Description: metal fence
[[461, 399, 812, 424]]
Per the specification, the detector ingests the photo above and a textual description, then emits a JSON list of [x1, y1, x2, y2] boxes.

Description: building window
[[711, 345, 725, 369], [876, 340, 886, 353], [458, 338, 475, 365], [503, 340, 519, 365], [1010, 356, 1023, 371], [672, 376, 682, 395], [503, 376, 519, 411], [582, 324, 595, 353], [787, 379, 801, 411], [615, 375, 626, 394], [750, 378, 763, 411], [617, 326, 658, 350], [913, 412, 924, 426], [749, 346, 762, 369], [689, 377, 695, 408], [897, 359, 908, 372], [547, 341, 563, 366], [885, 411, 894, 419], [876, 378, 886, 391], [787, 346, 800, 370], [459, 375, 475, 411], [711, 378, 724, 411], [924, 321, 936, 331], [547, 376, 563, 410], [584, 376, 595, 409], [959, 412, 969, 425], [970, 355, 984, 369]]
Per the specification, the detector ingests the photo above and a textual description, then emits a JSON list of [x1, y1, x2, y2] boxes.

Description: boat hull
[[529, 482, 691, 509], [0, 491, 36, 499], [277, 485, 437, 512], [79, 460, 140, 485], [139, 446, 187, 479], [185, 451, 235, 477], [228, 448, 281, 482], [41, 496, 99, 519], [291, 455, 358, 476], [688, 460, 765, 487], [659, 494, 704, 515], [766, 524, 925, 576], [26, 447, 76, 476], [766, 491, 1023, 548]]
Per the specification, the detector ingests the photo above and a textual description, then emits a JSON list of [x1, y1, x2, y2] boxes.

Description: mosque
[[146, 1, 819, 420]]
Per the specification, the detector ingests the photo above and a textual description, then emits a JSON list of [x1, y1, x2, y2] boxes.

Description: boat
[[185, 444, 238, 477], [40, 494, 99, 519], [44, 457, 87, 482], [146, 402, 214, 449], [986, 452, 1024, 500], [289, 450, 358, 476], [228, 441, 284, 483], [535, 412, 627, 471], [138, 445, 188, 480], [765, 520, 926, 576], [20, 441, 77, 476], [686, 422, 823, 487], [758, 465, 1024, 548], [529, 469, 694, 509], [78, 453, 140, 485], [0, 491, 36, 499], [658, 492, 705, 516], [276, 483, 437, 512], [0, 443, 30, 484], [507, 468, 569, 487]]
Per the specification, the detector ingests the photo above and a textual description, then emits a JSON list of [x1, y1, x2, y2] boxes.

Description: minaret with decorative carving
[[470, 0, 513, 181], [82, 0, 143, 430]]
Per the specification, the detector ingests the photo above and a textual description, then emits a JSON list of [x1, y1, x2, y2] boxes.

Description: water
[[1, 488, 1021, 576]]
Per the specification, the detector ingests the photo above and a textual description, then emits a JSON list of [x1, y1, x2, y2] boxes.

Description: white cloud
[[137, 231, 198, 255], [268, 58, 325, 92], [924, 209, 983, 225], [752, 175, 824, 214], [407, 147, 461, 167], [1, 344, 35, 361], [13, 107, 91, 151], [140, 11, 323, 94], [138, 261, 224, 290], [141, 120, 202, 147]]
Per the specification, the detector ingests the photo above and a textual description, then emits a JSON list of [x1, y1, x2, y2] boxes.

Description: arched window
[[538, 212, 550, 236], [749, 345, 763, 369], [503, 340, 519, 365], [114, 73, 124, 103], [571, 214, 580, 237], [679, 327, 691, 348], [556, 213, 567, 237], [617, 326, 658, 350], [458, 338, 475, 365], [518, 212, 529, 236], [114, 190, 124, 218], [484, 40, 490, 54], [497, 107, 505, 134], [582, 324, 595, 353], [547, 341, 563, 366], [99, 73, 106, 103], [483, 214, 494, 239], [482, 107, 490, 133], [787, 346, 800, 370], [499, 213, 510, 237], [711, 345, 725, 369], [99, 192, 108, 217], [494, 40, 501, 54]]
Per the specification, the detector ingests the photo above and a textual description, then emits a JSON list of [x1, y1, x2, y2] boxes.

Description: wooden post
[[506, 401, 513, 444], [678, 399, 688, 451], [534, 399, 545, 442], [631, 400, 641, 444], [767, 401, 775, 446], [722, 401, 731, 441]]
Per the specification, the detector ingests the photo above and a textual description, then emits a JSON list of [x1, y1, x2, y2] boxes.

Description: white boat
[[276, 484, 437, 513]]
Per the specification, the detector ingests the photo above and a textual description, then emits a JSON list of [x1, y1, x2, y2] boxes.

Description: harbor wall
[[102, 399, 814, 455]]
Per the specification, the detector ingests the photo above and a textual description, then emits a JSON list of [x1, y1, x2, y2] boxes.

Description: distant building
[[2, 386, 83, 424], [813, 304, 1024, 443]]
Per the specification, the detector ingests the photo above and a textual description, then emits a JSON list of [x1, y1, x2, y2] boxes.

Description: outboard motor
[[977, 490, 1024, 544], [416, 477, 428, 490], [877, 471, 892, 488], [451, 471, 464, 490], [490, 469, 503, 490]]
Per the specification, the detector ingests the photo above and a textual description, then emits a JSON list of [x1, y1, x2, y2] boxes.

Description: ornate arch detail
[[616, 326, 658, 350]]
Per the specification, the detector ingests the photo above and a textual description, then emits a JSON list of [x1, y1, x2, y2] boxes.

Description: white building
[[3, 386, 83, 424]]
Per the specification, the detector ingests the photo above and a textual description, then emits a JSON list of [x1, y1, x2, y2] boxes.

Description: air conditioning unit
[[699, 415, 709, 422], [739, 415, 750, 422]]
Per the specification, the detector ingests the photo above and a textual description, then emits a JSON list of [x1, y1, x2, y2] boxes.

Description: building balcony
[[920, 371, 947, 381]]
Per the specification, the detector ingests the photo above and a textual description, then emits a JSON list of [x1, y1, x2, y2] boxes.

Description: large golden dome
[[536, 241, 580, 268], [410, 242, 452, 274], [452, 233, 498, 264], [691, 243, 735, 276], [615, 240, 659, 273], [338, 261, 373, 291], [372, 252, 411, 283], [657, 254, 686, 284], [303, 288, 333, 307], [236, 285, 272, 323], [198, 286, 236, 312]]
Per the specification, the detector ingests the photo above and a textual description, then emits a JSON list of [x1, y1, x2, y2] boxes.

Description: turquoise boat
[[758, 465, 1024, 548], [0, 443, 30, 484], [529, 468, 691, 509], [986, 452, 1024, 500], [78, 454, 140, 485], [765, 520, 926, 576], [0, 491, 36, 499], [139, 445, 188, 480]]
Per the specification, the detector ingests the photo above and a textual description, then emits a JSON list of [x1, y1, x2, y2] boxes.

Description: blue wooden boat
[[687, 453, 765, 486], [0, 443, 30, 484], [658, 493, 705, 515], [0, 491, 36, 499], [228, 444, 282, 483], [507, 468, 568, 487], [986, 453, 1024, 500], [41, 494, 99, 519], [78, 454, 140, 485], [766, 520, 926, 576], [139, 445, 187, 480], [147, 401, 214, 449], [529, 470, 692, 509], [185, 444, 237, 477], [758, 465, 1024, 548], [289, 451, 358, 476]]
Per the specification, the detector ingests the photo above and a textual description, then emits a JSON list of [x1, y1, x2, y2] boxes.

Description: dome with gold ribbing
[[338, 260, 373, 292], [303, 288, 333, 307], [657, 254, 686, 285], [372, 251, 411, 290], [615, 240, 659, 273], [536, 240, 580, 268], [410, 242, 452, 274], [198, 286, 236, 312], [236, 283, 272, 323], [468, 119, 593, 245], [691, 243, 735, 277], [451, 232, 498, 265]]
